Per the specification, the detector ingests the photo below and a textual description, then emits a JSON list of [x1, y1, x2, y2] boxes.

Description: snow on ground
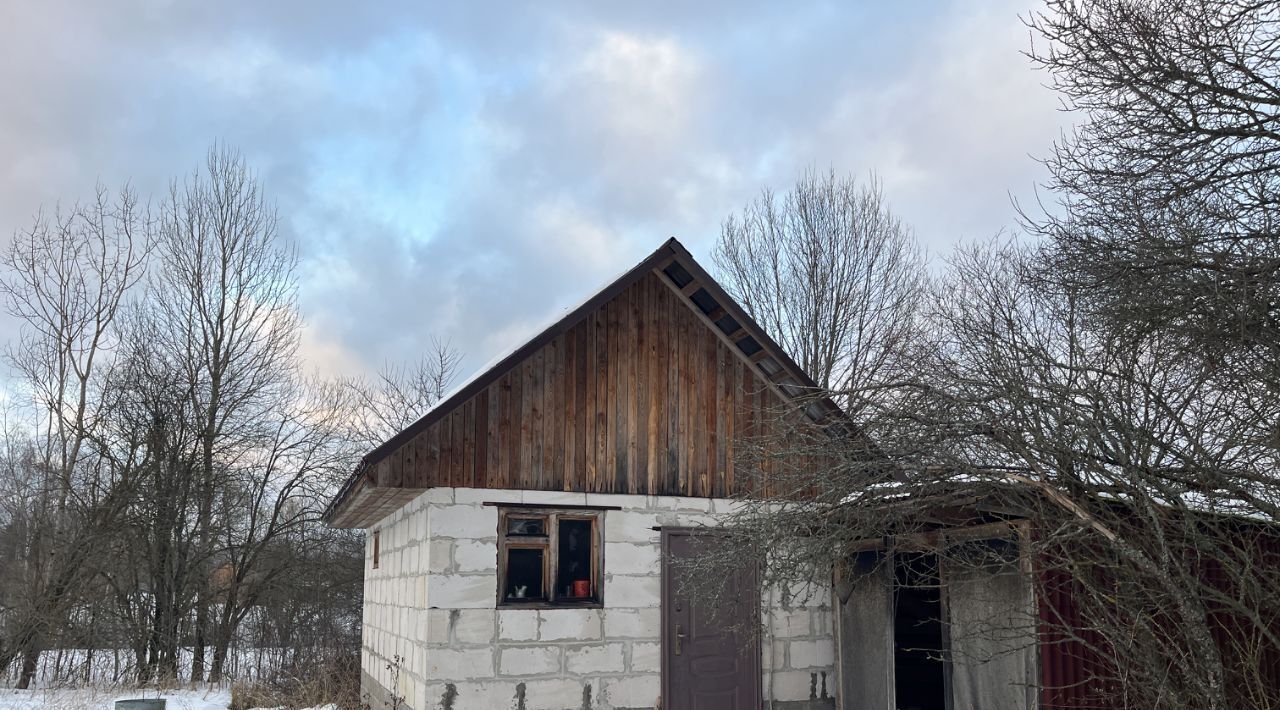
[[0, 687, 338, 710], [0, 686, 230, 710]]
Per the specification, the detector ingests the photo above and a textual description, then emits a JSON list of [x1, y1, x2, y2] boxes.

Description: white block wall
[[362, 487, 836, 709]]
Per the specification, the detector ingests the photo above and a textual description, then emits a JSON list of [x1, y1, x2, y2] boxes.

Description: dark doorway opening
[[894, 552, 947, 710]]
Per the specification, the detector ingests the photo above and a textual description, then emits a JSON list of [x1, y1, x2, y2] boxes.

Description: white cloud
[[0, 0, 1072, 382]]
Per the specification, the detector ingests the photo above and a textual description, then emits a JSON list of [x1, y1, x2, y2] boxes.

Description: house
[[325, 238, 847, 710]]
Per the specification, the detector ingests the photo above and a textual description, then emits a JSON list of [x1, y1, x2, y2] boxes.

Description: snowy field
[[2, 647, 303, 688], [0, 686, 232, 710], [0, 687, 339, 710], [1, 648, 344, 709]]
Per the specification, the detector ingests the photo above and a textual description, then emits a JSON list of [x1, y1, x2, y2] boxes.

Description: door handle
[[675, 624, 686, 655]]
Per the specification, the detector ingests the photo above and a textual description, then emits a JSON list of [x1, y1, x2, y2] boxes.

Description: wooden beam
[[652, 266, 798, 406], [482, 501, 622, 511], [680, 280, 702, 297], [843, 520, 1029, 552]]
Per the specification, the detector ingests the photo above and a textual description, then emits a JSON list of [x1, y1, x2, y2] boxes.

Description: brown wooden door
[[662, 528, 762, 710]]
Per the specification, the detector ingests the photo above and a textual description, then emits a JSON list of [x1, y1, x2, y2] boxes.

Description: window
[[497, 508, 603, 607], [372, 530, 380, 569]]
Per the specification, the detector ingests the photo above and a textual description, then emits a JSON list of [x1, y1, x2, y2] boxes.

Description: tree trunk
[[190, 605, 206, 682], [16, 646, 40, 690], [209, 637, 229, 683]]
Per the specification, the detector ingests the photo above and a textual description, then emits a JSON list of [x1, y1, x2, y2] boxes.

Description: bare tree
[[0, 186, 150, 688], [708, 3, 1280, 707], [0, 147, 393, 699], [1024, 0, 1280, 374], [714, 169, 926, 411], [203, 376, 357, 682], [144, 145, 300, 681], [342, 340, 462, 451]]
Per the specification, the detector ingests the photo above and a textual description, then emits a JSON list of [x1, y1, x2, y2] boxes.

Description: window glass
[[505, 548, 545, 602], [506, 517, 547, 536], [556, 518, 594, 599]]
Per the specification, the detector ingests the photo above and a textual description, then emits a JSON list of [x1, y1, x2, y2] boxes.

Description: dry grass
[[228, 651, 361, 710]]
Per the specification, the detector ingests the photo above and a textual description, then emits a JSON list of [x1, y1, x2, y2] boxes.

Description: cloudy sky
[[0, 1, 1065, 380]]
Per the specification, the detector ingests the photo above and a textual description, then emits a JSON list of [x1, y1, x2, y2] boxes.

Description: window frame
[[496, 507, 604, 609], [372, 529, 380, 570]]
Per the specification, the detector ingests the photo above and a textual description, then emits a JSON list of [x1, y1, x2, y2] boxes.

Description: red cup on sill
[[572, 579, 590, 598]]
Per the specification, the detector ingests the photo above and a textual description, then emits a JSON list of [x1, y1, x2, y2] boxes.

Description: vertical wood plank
[[586, 312, 598, 491], [630, 278, 645, 494], [549, 334, 565, 491], [574, 322, 588, 493], [422, 414, 437, 489], [666, 283, 680, 494], [531, 347, 545, 489], [520, 358, 533, 490], [498, 372, 512, 489], [606, 298, 620, 493], [450, 408, 464, 488], [715, 342, 729, 498], [462, 398, 475, 488], [689, 303, 703, 497], [594, 306, 609, 493], [646, 277, 660, 495], [476, 388, 490, 489], [563, 328, 576, 490]]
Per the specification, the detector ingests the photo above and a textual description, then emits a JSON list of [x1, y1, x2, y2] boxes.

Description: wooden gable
[[327, 239, 847, 528]]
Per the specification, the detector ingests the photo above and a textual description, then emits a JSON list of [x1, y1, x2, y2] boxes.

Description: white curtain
[[836, 552, 895, 710], [945, 547, 1038, 710]]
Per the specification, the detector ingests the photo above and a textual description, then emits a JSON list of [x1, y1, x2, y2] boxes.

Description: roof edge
[[324, 237, 683, 522]]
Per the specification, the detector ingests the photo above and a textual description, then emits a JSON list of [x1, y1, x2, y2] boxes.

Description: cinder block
[[603, 674, 660, 708], [811, 607, 833, 635], [764, 639, 786, 671], [604, 541, 660, 575], [428, 504, 497, 539], [498, 608, 539, 641], [789, 638, 835, 669], [421, 487, 455, 504], [539, 608, 603, 641], [604, 574, 661, 608], [648, 495, 713, 512], [770, 669, 827, 701], [429, 574, 496, 609], [712, 498, 749, 514], [565, 642, 625, 674], [521, 489, 588, 506], [425, 609, 452, 644], [768, 608, 811, 637], [603, 608, 660, 638], [585, 492, 649, 509], [454, 609, 496, 644], [499, 646, 561, 676], [630, 641, 661, 672], [422, 647, 494, 680], [523, 678, 594, 710], [428, 538, 454, 573], [455, 539, 498, 572], [455, 486, 522, 504], [603, 510, 659, 544], [425, 680, 523, 707]]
